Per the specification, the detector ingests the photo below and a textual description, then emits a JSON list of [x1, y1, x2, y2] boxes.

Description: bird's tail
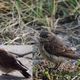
[[61, 52, 80, 60], [63, 54, 80, 59], [17, 60, 31, 78], [20, 69, 31, 78], [55, 47, 80, 60]]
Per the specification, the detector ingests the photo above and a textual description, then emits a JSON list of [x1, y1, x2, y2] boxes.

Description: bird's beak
[[27, 36, 40, 45], [27, 41, 37, 45]]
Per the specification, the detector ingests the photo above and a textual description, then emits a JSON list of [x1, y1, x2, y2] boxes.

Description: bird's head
[[39, 31, 53, 43], [0, 49, 7, 57], [0, 49, 6, 53]]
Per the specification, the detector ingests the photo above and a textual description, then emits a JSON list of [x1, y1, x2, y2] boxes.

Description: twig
[[8, 51, 33, 57]]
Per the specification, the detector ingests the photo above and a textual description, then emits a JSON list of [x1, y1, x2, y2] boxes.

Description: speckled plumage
[[39, 31, 80, 69]]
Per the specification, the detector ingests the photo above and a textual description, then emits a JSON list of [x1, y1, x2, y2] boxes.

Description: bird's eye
[[40, 31, 49, 38]]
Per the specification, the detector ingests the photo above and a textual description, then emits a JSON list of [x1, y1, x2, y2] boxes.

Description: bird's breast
[[0, 65, 14, 73], [40, 44, 64, 63]]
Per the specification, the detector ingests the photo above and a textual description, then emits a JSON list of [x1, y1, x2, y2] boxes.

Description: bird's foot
[[48, 67, 58, 73], [2, 73, 9, 76]]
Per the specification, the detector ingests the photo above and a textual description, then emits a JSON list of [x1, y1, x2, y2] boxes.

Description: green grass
[[1, 0, 80, 30], [14, 0, 80, 27]]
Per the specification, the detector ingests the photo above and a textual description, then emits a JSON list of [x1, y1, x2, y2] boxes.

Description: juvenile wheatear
[[39, 31, 80, 69]]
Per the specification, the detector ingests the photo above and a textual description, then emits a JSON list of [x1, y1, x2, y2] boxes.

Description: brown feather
[[0, 49, 31, 78], [40, 31, 80, 60]]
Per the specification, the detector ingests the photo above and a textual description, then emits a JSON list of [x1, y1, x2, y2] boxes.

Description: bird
[[0, 49, 31, 78], [39, 30, 80, 69]]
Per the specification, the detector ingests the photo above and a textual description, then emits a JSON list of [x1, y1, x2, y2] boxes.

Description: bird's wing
[[51, 35, 76, 55], [43, 36, 80, 60], [4, 53, 28, 71]]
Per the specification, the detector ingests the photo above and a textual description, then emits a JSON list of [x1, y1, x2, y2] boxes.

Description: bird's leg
[[53, 62, 62, 70], [2, 71, 11, 76], [48, 62, 62, 74], [2, 73, 9, 76]]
